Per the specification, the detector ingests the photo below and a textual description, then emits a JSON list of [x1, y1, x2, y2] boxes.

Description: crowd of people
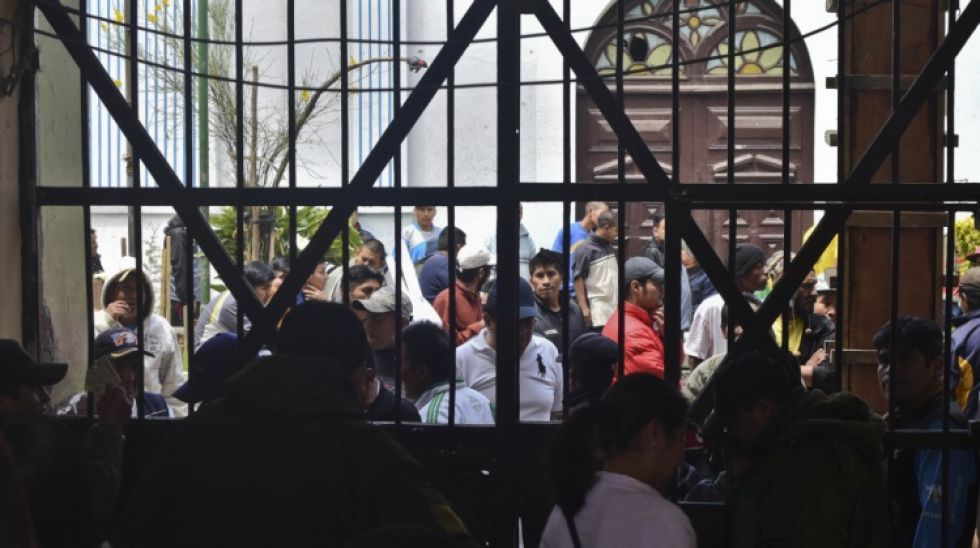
[[1, 203, 979, 546]]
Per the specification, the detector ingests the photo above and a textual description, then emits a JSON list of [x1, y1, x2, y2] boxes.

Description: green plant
[[210, 205, 361, 266], [955, 216, 980, 273]]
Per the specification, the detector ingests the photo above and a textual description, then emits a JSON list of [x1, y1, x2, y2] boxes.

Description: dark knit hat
[[732, 243, 766, 278], [872, 316, 944, 362]]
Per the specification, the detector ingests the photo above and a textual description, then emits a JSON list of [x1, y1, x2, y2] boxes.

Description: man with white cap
[[433, 244, 493, 346], [352, 285, 413, 389], [456, 278, 562, 422]]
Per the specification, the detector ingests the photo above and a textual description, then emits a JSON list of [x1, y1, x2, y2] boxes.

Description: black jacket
[[121, 354, 470, 547], [368, 383, 422, 422], [797, 313, 837, 393]]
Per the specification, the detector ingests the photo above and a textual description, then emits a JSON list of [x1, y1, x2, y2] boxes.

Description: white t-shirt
[[540, 471, 697, 548], [683, 293, 727, 361], [414, 382, 495, 425], [456, 330, 563, 422]]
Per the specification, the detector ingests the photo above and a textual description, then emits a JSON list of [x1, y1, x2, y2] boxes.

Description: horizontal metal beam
[[36, 182, 980, 208]]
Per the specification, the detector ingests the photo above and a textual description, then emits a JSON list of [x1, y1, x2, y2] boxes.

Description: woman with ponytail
[[540, 373, 696, 547]]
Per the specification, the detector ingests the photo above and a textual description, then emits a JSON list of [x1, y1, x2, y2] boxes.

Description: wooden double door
[[577, 84, 815, 260]]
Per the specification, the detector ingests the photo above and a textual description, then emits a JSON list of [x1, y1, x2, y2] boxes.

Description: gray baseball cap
[[352, 286, 413, 320], [624, 256, 664, 284]]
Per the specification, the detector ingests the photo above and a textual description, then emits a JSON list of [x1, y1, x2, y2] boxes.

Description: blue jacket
[[950, 309, 980, 419]]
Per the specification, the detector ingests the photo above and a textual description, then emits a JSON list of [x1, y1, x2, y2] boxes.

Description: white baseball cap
[[456, 244, 492, 271]]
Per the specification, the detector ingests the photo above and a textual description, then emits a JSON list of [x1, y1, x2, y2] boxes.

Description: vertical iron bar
[[615, 0, 626, 380], [183, 0, 196, 415], [446, 0, 457, 426], [560, 0, 571, 417], [835, 0, 847, 394], [781, 0, 791, 349], [495, 1, 521, 542], [834, 221, 846, 392], [727, 0, 737, 345], [664, 0, 682, 388], [391, 0, 403, 426], [341, 0, 350, 191], [81, 0, 96, 420], [288, 0, 298, 264], [942, 209, 954, 548], [128, 0, 146, 419], [235, 0, 245, 338], [892, 0, 901, 186]]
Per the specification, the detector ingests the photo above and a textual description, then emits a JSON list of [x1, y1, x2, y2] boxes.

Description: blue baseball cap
[[173, 333, 240, 404], [486, 277, 540, 320]]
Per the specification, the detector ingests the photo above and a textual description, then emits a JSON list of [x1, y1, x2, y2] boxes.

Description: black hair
[[720, 304, 729, 331], [545, 374, 688, 520], [457, 266, 485, 285], [243, 261, 275, 287], [401, 322, 454, 384], [872, 315, 944, 363], [596, 210, 617, 229], [360, 239, 387, 262], [529, 249, 563, 277], [347, 264, 385, 288], [270, 256, 290, 276], [651, 211, 665, 227], [962, 291, 980, 311], [437, 227, 467, 252], [712, 346, 801, 422], [276, 301, 371, 374]]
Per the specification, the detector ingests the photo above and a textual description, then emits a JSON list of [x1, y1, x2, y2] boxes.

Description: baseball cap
[[960, 267, 980, 297], [351, 286, 413, 320], [487, 278, 540, 320], [624, 256, 664, 284], [0, 339, 67, 390], [569, 332, 618, 370], [456, 244, 492, 271], [94, 327, 155, 360], [173, 333, 239, 404]]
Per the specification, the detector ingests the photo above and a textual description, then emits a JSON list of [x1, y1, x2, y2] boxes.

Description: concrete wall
[[0, 0, 23, 342]]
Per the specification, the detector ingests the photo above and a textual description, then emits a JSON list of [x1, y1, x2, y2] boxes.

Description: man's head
[[582, 201, 609, 230], [568, 333, 617, 397], [529, 249, 563, 303], [276, 301, 375, 409], [270, 256, 290, 294], [707, 347, 802, 446], [400, 321, 454, 400], [103, 268, 154, 325], [93, 327, 156, 401], [173, 333, 239, 405], [651, 211, 666, 245], [765, 252, 817, 317], [958, 267, 980, 314], [437, 227, 467, 254], [306, 261, 327, 292], [814, 277, 837, 323], [594, 210, 618, 242], [484, 278, 540, 353], [624, 257, 665, 313], [352, 286, 413, 351], [244, 261, 276, 305], [456, 245, 492, 288], [0, 340, 67, 417], [731, 243, 768, 293], [355, 239, 387, 271], [873, 316, 944, 406], [346, 265, 385, 303], [90, 229, 99, 256], [413, 206, 437, 230]]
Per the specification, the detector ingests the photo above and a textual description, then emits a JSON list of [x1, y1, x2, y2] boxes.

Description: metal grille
[[12, 0, 980, 545]]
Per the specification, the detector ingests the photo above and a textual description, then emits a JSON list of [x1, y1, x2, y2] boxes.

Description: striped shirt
[[414, 382, 495, 425]]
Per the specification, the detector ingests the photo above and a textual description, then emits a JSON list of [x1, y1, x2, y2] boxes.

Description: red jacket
[[602, 301, 666, 379], [433, 281, 484, 346]]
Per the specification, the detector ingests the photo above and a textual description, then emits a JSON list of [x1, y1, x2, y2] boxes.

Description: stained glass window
[[591, 0, 801, 79]]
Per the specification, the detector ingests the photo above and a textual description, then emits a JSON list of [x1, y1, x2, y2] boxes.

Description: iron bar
[[560, 0, 570, 418], [183, 0, 196, 414], [446, 0, 457, 427], [727, 0, 737, 346], [392, 0, 402, 425], [288, 0, 297, 264], [615, 0, 625, 380], [80, 0, 95, 419]]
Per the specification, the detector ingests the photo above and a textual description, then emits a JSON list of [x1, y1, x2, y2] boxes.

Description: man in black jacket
[[121, 302, 471, 547]]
